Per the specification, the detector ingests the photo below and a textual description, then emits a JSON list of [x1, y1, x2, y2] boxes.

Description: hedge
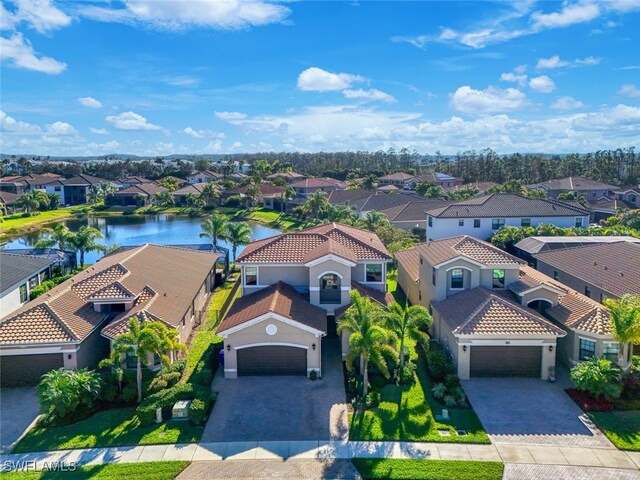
[[136, 383, 213, 426]]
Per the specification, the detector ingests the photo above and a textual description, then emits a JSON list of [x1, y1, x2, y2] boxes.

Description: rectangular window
[[458, 219, 464, 227], [491, 218, 505, 230], [584, 286, 591, 298], [244, 267, 257, 286], [473, 219, 481, 228], [125, 350, 137, 369], [575, 217, 583, 228], [54, 186, 61, 192], [603, 343, 619, 363], [553, 271, 559, 281], [428, 216, 433, 227], [19, 284, 28, 302], [432, 267, 436, 286], [492, 269, 505, 288], [29, 276, 39, 289], [366, 264, 383, 282], [521, 218, 531, 227], [450, 269, 464, 289], [579, 338, 596, 361]]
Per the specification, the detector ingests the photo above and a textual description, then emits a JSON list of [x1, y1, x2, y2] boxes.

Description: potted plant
[[548, 366, 556, 383]]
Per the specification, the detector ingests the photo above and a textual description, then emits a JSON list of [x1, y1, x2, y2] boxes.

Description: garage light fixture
[[227, 344, 231, 351], [548, 345, 553, 352], [312, 343, 316, 350], [462, 346, 467, 353]]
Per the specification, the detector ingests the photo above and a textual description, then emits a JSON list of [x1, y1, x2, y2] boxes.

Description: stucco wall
[[520, 288, 560, 307], [222, 315, 322, 379], [258, 265, 309, 287], [397, 262, 420, 306]]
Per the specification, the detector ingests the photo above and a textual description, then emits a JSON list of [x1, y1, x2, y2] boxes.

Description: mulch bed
[[566, 388, 614, 412]]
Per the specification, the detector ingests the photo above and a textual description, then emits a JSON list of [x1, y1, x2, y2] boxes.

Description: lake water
[[2, 214, 282, 265]]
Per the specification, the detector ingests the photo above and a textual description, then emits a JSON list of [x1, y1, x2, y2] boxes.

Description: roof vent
[[164, 292, 167, 296], [604, 265, 608, 270], [620, 271, 624, 276], [593, 261, 597, 265]]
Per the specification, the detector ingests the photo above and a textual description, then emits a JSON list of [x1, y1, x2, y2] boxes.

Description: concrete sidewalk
[[1, 440, 639, 472]]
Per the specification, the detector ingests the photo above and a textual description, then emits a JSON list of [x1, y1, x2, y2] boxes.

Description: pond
[[2, 214, 282, 265]]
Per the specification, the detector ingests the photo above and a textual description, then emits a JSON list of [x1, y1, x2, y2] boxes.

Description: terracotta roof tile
[[415, 236, 524, 267], [218, 282, 327, 333]]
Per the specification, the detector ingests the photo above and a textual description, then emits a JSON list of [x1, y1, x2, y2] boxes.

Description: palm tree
[[200, 213, 229, 247], [225, 222, 253, 261], [361, 211, 390, 232], [88, 185, 104, 205], [184, 192, 204, 209], [201, 182, 220, 206], [153, 191, 175, 207], [279, 186, 295, 213], [47, 193, 61, 210], [243, 185, 262, 210], [337, 290, 398, 401], [383, 302, 432, 372], [326, 204, 357, 224], [558, 191, 586, 202], [302, 190, 330, 219], [16, 190, 49, 213], [68, 226, 106, 267], [603, 294, 640, 362], [362, 175, 377, 190], [34, 223, 72, 250], [111, 318, 185, 403]]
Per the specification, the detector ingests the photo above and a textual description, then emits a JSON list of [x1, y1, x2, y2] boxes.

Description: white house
[[0, 253, 55, 317]]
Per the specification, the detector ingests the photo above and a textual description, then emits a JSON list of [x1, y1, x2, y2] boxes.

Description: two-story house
[[528, 176, 618, 201], [186, 170, 223, 184], [425, 193, 590, 241], [217, 223, 391, 379], [404, 172, 464, 190], [289, 178, 347, 197], [613, 186, 640, 209], [396, 236, 633, 380]]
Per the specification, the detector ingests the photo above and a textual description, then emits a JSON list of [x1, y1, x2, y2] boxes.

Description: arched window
[[319, 273, 341, 304]]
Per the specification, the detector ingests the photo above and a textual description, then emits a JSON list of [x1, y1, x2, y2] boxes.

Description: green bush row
[[136, 382, 214, 426], [30, 269, 84, 300]]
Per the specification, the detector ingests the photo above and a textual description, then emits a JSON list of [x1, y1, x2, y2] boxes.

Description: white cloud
[[390, 35, 429, 49], [500, 72, 528, 87], [617, 83, 640, 98], [0, 33, 66, 74], [536, 55, 569, 69], [204, 140, 223, 152], [552, 96, 586, 110], [183, 127, 225, 139], [529, 75, 556, 93], [105, 111, 163, 131], [162, 75, 200, 87], [450, 86, 527, 114], [215, 111, 247, 122], [531, 2, 600, 29], [297, 67, 365, 92], [87, 140, 121, 153], [89, 127, 108, 135], [45, 121, 78, 136], [0, 110, 40, 134], [5, 0, 72, 33], [80, 0, 290, 30], [605, 0, 640, 13], [575, 56, 600, 65], [440, 27, 527, 49], [342, 88, 396, 103], [77, 96, 103, 109]]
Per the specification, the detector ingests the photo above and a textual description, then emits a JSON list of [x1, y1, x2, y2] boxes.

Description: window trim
[[578, 337, 596, 361], [428, 216, 433, 227], [458, 219, 464, 227], [491, 218, 505, 230], [575, 217, 583, 228], [521, 218, 531, 227], [473, 219, 480, 228], [365, 263, 383, 283], [602, 342, 619, 363], [492, 269, 506, 289], [19, 283, 28, 303], [244, 266, 258, 286], [450, 268, 464, 290]]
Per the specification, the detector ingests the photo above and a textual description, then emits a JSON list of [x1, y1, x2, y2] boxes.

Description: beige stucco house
[[218, 223, 391, 378], [396, 236, 632, 380]]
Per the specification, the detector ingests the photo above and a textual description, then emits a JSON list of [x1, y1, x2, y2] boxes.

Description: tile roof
[[236, 223, 391, 263], [62, 174, 107, 186], [0, 174, 60, 186], [327, 189, 376, 205], [0, 253, 55, 293], [445, 181, 498, 192], [415, 236, 525, 267], [290, 178, 347, 189], [377, 184, 400, 191], [218, 281, 327, 333], [359, 192, 423, 212], [302, 238, 358, 264], [335, 281, 395, 317], [425, 193, 590, 218], [515, 235, 640, 254], [534, 241, 640, 297], [114, 183, 167, 196], [0, 191, 20, 204], [266, 172, 305, 180], [0, 245, 219, 345], [226, 182, 284, 197], [380, 200, 450, 222], [395, 248, 420, 282], [378, 172, 416, 181], [433, 287, 566, 337], [529, 176, 618, 191], [172, 182, 216, 196]]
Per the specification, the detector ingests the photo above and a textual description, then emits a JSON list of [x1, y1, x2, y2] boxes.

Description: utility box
[[172, 400, 191, 420]]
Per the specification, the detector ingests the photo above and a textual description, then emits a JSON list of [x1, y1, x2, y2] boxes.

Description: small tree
[[570, 357, 623, 400], [200, 213, 229, 247], [604, 294, 640, 360], [67, 226, 106, 267], [383, 301, 432, 373], [34, 223, 72, 250], [302, 190, 329, 219], [337, 290, 398, 402], [47, 193, 61, 210], [37, 369, 101, 423], [225, 222, 253, 261], [16, 190, 49, 213]]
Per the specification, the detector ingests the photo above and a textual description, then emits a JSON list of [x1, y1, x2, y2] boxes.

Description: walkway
[[1, 440, 639, 473]]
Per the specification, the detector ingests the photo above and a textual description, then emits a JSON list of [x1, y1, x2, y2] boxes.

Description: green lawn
[[0, 207, 88, 235], [349, 352, 489, 444], [13, 408, 202, 453], [386, 270, 407, 304], [589, 411, 640, 451], [1, 461, 189, 480], [352, 459, 504, 480], [216, 207, 304, 231]]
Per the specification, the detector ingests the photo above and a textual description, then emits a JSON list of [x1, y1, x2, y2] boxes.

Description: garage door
[[237, 346, 307, 376], [0, 353, 64, 387], [470, 346, 541, 377]]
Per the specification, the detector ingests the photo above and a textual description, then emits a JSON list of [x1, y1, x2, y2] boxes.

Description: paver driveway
[[463, 377, 612, 447], [202, 339, 348, 442], [0, 387, 40, 453]]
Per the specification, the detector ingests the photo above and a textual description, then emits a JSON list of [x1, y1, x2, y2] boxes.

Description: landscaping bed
[[1, 461, 190, 480], [352, 459, 504, 480]]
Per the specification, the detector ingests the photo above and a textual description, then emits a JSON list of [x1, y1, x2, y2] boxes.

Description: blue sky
[[1, 0, 639, 156]]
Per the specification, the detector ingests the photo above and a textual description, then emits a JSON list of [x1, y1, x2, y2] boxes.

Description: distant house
[[404, 172, 463, 190], [62, 174, 111, 205], [187, 170, 223, 184], [0, 174, 63, 196], [379, 199, 450, 232], [377, 172, 415, 188], [425, 193, 591, 241], [108, 183, 168, 207], [116, 176, 152, 189], [290, 178, 347, 197], [228, 172, 249, 183], [587, 197, 634, 222], [445, 182, 498, 196], [172, 183, 222, 206], [156, 176, 187, 188], [224, 183, 284, 209], [528, 176, 618, 201], [0, 245, 220, 386], [533, 241, 640, 302], [0, 191, 20, 214], [265, 172, 305, 183], [613, 186, 640, 209], [0, 252, 56, 318]]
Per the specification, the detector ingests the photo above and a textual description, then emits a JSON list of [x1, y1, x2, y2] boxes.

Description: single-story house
[[107, 183, 168, 207], [0, 252, 56, 318]]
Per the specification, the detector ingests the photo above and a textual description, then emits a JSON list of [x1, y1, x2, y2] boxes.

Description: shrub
[[309, 370, 318, 381], [224, 195, 243, 208], [570, 357, 623, 400], [398, 359, 417, 385], [443, 395, 457, 408], [37, 369, 101, 425], [444, 373, 461, 390], [135, 383, 207, 426], [122, 384, 138, 404], [366, 391, 381, 408], [432, 383, 447, 401], [188, 397, 212, 425], [426, 348, 452, 381]]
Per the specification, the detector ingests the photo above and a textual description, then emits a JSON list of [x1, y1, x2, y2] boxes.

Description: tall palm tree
[[111, 318, 185, 403], [302, 190, 330, 219], [35, 224, 72, 250], [604, 294, 640, 362], [361, 211, 390, 232], [88, 185, 104, 205], [68, 226, 106, 267], [201, 182, 220, 206], [383, 302, 432, 372], [279, 186, 295, 213], [337, 290, 398, 401], [326, 204, 357, 224], [16, 190, 49, 213], [225, 222, 253, 261], [200, 213, 229, 247], [153, 191, 175, 207], [243, 185, 262, 210]]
